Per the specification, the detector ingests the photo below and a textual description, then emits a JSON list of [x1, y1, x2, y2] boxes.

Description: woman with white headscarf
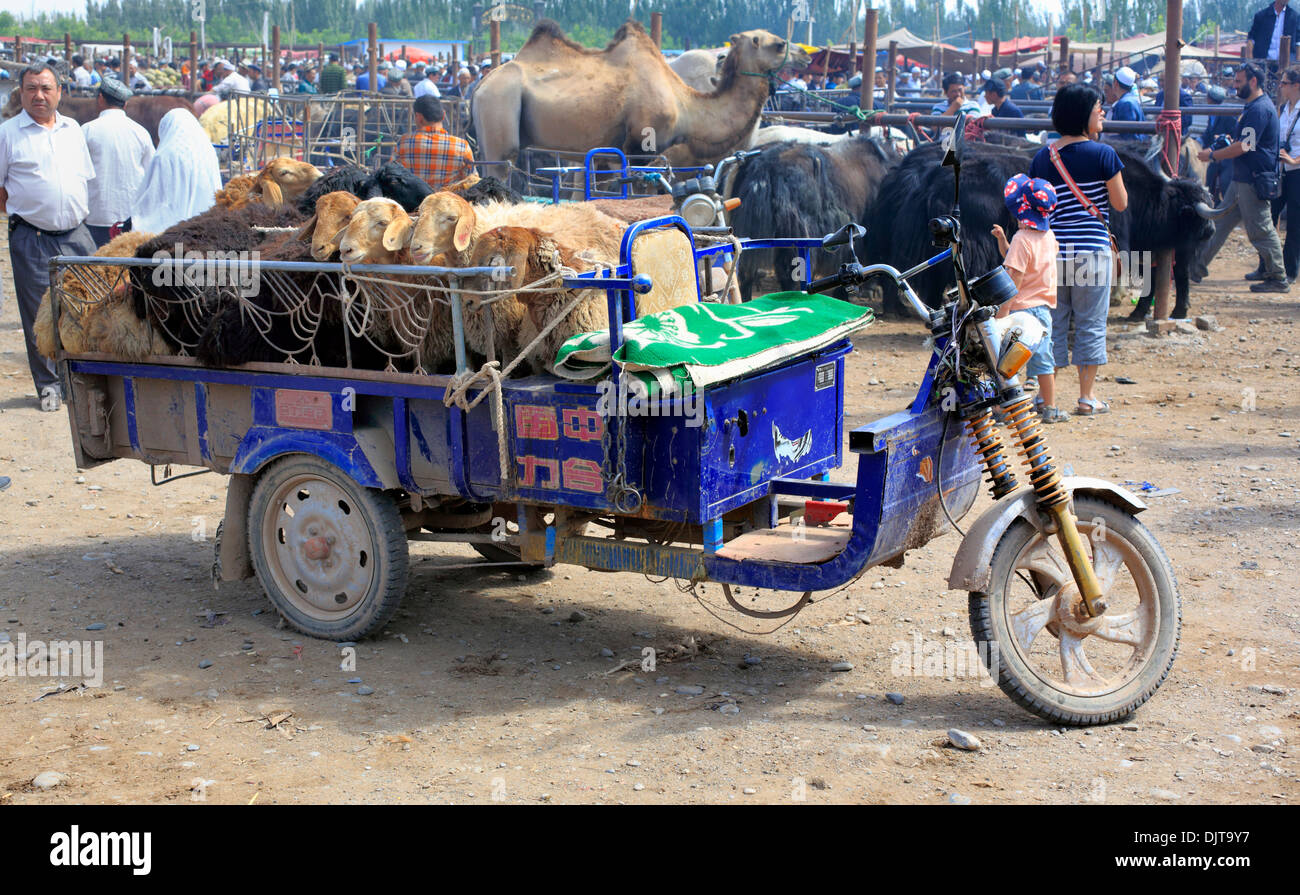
[[132, 108, 222, 233]]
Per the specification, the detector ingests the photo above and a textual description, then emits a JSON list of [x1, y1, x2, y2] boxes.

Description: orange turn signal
[[997, 340, 1034, 379], [723, 197, 742, 211]]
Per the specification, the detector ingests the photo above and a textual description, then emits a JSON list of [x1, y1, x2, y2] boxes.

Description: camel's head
[[728, 30, 811, 77], [409, 192, 476, 265]]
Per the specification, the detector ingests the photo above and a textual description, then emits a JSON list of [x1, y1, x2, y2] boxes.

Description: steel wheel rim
[[261, 472, 376, 622], [1001, 519, 1160, 699]]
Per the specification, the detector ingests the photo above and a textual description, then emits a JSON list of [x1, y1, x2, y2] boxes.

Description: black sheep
[[296, 164, 373, 214], [456, 175, 523, 205], [368, 160, 433, 211], [130, 204, 310, 353]]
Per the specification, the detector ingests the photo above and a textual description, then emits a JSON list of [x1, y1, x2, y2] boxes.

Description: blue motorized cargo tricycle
[[52, 133, 1178, 725]]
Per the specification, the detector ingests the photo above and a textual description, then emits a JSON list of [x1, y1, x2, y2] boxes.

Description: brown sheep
[[34, 230, 161, 358], [256, 158, 322, 206], [468, 226, 610, 374], [337, 197, 453, 371], [296, 191, 362, 261], [215, 175, 259, 208]]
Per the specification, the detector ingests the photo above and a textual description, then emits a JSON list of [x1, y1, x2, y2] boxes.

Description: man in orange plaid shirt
[[394, 95, 475, 190]]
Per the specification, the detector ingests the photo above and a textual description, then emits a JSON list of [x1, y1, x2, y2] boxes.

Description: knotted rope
[[1155, 109, 1183, 177]]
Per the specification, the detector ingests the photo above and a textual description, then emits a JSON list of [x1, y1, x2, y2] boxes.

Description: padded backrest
[[628, 226, 701, 317]]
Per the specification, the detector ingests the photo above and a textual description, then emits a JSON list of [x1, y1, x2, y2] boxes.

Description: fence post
[[190, 31, 198, 89], [991, 36, 999, 70], [123, 33, 130, 68], [272, 25, 281, 87], [885, 39, 897, 108], [490, 19, 501, 68], [861, 8, 878, 125], [651, 12, 662, 49], [368, 22, 378, 95]]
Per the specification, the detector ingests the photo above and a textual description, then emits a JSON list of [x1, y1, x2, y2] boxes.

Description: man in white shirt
[[72, 55, 93, 88], [0, 64, 97, 410], [81, 79, 154, 247], [213, 60, 251, 98], [413, 68, 441, 99], [126, 59, 151, 90]]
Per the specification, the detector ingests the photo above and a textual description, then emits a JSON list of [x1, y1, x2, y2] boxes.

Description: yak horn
[[1194, 201, 1233, 220]]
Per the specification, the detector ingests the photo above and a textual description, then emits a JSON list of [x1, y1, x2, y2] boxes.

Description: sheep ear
[[453, 212, 473, 252], [295, 214, 318, 243], [261, 181, 284, 206], [328, 224, 349, 250], [383, 215, 414, 251], [532, 237, 560, 270]]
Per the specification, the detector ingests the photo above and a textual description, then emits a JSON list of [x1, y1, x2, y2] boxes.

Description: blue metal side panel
[[195, 381, 211, 465], [123, 377, 140, 453], [231, 428, 383, 486], [702, 403, 981, 591]]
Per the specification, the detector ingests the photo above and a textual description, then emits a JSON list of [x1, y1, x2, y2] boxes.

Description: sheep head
[[337, 197, 415, 265], [468, 226, 568, 329], [297, 191, 362, 261], [409, 192, 476, 264], [258, 158, 322, 206]]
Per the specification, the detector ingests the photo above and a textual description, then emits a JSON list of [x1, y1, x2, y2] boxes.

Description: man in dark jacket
[[1248, 0, 1300, 64]]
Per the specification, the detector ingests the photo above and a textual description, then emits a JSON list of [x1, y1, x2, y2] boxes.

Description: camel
[[473, 19, 809, 169]]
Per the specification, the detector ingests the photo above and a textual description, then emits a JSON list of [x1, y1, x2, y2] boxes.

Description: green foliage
[[5, 1, 1260, 53]]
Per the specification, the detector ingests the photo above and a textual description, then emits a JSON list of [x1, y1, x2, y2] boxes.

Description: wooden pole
[[318, 42, 325, 67], [885, 39, 898, 108], [1046, 20, 1054, 72], [490, 19, 501, 68], [451, 43, 459, 68], [991, 36, 1000, 70], [932, 4, 939, 79], [860, 8, 878, 127], [64, 33, 72, 61], [1153, 0, 1184, 320], [190, 31, 198, 89], [1284, 36, 1294, 68], [272, 25, 281, 86], [14, 35, 20, 64], [123, 33, 130, 68], [1095, 46, 1103, 80], [1060, 38, 1070, 75], [368, 22, 378, 95], [1214, 24, 1220, 61], [651, 12, 663, 49]]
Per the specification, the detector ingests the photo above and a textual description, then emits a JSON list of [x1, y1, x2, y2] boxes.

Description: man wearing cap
[[380, 67, 409, 97], [1194, 63, 1289, 292], [983, 78, 1024, 118], [81, 79, 153, 248], [1248, 0, 1300, 65], [413, 64, 441, 99], [213, 60, 250, 98], [247, 62, 269, 92], [319, 54, 346, 94], [0, 63, 97, 411], [297, 62, 319, 94], [125, 59, 150, 90], [1106, 66, 1144, 140], [1057, 70, 1078, 89]]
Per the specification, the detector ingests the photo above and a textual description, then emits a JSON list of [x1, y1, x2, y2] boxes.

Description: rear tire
[[968, 496, 1180, 726], [248, 455, 408, 641]]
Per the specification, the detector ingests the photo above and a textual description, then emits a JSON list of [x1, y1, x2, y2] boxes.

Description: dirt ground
[[0, 224, 1295, 805]]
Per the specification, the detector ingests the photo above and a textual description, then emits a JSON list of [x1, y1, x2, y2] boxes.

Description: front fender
[[946, 477, 1147, 592]]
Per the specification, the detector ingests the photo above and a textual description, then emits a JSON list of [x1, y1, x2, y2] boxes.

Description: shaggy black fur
[[863, 140, 1218, 316], [456, 175, 523, 205], [130, 204, 309, 351], [297, 164, 374, 214], [730, 135, 899, 301]]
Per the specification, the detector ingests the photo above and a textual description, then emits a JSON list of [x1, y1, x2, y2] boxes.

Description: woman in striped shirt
[[1028, 84, 1129, 416]]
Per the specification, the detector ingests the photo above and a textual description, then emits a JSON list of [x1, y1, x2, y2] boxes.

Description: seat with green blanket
[[553, 292, 874, 395]]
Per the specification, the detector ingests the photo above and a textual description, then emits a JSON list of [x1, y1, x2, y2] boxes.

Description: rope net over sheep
[[47, 255, 569, 375]]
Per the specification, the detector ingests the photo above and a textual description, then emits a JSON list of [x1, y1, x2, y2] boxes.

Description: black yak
[[863, 140, 1225, 317], [729, 134, 900, 302]]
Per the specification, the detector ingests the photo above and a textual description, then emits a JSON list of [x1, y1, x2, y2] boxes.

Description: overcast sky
[[0, 0, 1068, 26]]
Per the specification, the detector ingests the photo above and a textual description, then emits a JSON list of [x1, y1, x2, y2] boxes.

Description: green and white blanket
[[554, 292, 873, 396]]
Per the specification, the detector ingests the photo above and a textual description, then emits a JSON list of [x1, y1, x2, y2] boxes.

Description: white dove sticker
[[773, 422, 813, 463]]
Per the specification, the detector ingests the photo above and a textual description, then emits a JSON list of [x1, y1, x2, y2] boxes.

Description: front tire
[[248, 455, 409, 640], [969, 496, 1181, 726]]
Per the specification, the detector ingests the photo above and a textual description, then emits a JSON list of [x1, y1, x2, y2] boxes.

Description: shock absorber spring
[[964, 409, 1018, 499], [1000, 394, 1068, 508]]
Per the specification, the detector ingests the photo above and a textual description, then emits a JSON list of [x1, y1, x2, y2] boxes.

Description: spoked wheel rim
[[1002, 520, 1161, 699], [260, 472, 377, 623]]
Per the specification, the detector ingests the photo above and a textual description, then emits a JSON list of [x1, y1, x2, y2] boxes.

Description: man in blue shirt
[[1195, 63, 1289, 291], [1009, 66, 1043, 101], [1201, 86, 1238, 203], [982, 78, 1024, 118], [1106, 66, 1144, 141]]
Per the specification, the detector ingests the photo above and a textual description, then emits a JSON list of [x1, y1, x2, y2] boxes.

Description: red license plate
[[274, 390, 333, 430]]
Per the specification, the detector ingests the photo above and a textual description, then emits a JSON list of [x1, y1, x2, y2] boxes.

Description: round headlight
[[680, 194, 718, 228]]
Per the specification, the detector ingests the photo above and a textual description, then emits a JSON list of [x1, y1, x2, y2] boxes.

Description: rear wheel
[[969, 496, 1181, 726], [248, 455, 408, 640]]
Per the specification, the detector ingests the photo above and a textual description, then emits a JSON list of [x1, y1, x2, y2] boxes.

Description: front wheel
[[248, 455, 409, 641], [969, 496, 1181, 726]]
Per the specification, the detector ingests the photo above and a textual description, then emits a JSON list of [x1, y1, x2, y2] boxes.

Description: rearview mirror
[[942, 111, 967, 168]]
